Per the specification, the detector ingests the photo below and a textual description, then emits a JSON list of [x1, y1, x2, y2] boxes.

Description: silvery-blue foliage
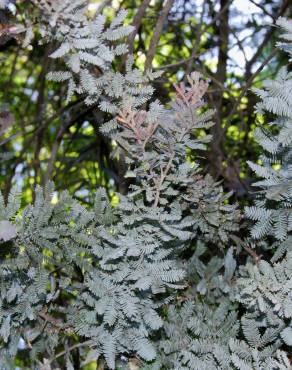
[[238, 17, 292, 367], [0, 1, 292, 368]]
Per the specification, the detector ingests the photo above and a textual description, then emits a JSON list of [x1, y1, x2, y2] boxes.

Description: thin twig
[[126, 0, 151, 56], [144, 0, 174, 72], [224, 48, 278, 126], [231, 235, 262, 264], [49, 340, 93, 363], [156, 52, 205, 70], [153, 152, 175, 207], [245, 0, 290, 76], [185, 0, 233, 76], [95, 0, 112, 15], [248, 0, 275, 20]]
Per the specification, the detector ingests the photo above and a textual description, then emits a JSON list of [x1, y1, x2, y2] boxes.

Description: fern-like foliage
[[2, 1, 292, 368], [0, 183, 89, 367], [239, 17, 292, 367], [30, 0, 161, 112], [114, 72, 240, 247], [153, 298, 290, 370], [245, 19, 292, 247], [66, 73, 239, 368], [159, 300, 238, 370], [68, 190, 186, 368], [38, 0, 132, 104], [186, 242, 237, 303], [0, 67, 240, 368], [237, 253, 292, 347]]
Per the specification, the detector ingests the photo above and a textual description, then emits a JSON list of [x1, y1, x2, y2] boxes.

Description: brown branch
[[144, 0, 174, 72], [185, 0, 233, 76], [49, 340, 93, 363], [230, 235, 262, 264], [155, 52, 204, 70], [43, 123, 67, 186], [224, 48, 278, 126], [43, 102, 92, 185], [245, 0, 290, 78], [207, 0, 230, 180], [126, 0, 151, 56], [38, 310, 66, 330], [32, 43, 53, 190], [185, 0, 207, 76], [243, 244, 262, 263]]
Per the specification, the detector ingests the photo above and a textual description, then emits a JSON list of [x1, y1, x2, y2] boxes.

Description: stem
[[141, 121, 159, 152], [153, 152, 175, 207], [230, 235, 262, 264], [49, 340, 93, 363]]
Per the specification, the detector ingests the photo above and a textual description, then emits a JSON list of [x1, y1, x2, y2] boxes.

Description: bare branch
[[126, 0, 151, 55], [144, 0, 174, 72]]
